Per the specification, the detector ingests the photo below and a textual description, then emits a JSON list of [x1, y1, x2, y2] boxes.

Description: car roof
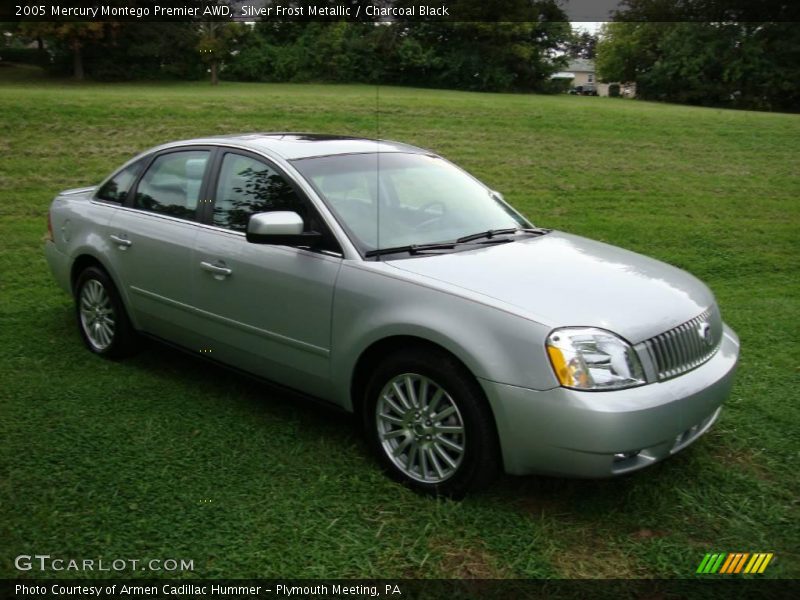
[[161, 133, 429, 160]]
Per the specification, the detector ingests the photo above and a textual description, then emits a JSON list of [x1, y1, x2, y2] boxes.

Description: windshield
[[291, 153, 529, 253]]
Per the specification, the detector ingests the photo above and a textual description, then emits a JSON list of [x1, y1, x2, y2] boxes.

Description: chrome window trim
[[91, 140, 357, 259], [90, 200, 344, 262]]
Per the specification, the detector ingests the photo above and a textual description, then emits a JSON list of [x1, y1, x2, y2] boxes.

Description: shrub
[[0, 47, 47, 66]]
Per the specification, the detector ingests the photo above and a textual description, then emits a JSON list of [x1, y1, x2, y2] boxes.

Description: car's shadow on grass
[[63, 321, 706, 512], [124, 335, 363, 437], [483, 446, 715, 542]]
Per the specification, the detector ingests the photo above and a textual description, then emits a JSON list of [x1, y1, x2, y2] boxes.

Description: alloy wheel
[[375, 373, 466, 484], [79, 279, 116, 351]]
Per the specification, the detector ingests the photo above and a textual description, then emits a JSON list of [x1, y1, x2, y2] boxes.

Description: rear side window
[[133, 151, 209, 221], [95, 159, 145, 204]]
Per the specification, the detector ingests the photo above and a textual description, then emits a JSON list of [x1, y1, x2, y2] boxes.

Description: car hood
[[386, 231, 715, 343]]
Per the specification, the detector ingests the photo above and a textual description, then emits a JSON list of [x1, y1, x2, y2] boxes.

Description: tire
[[74, 266, 138, 359], [363, 346, 500, 498]]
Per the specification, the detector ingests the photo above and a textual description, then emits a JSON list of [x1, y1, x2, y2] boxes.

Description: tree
[[596, 22, 663, 84], [387, 19, 571, 92], [13, 21, 206, 81], [20, 22, 107, 79], [224, 0, 571, 91], [89, 22, 205, 81], [565, 30, 598, 59], [196, 21, 243, 86], [226, 17, 571, 92], [597, 19, 800, 111]]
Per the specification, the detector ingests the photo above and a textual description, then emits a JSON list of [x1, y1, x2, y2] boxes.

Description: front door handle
[[109, 234, 132, 249], [200, 261, 232, 279]]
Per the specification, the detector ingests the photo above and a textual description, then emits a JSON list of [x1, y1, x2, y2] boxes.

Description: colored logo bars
[[697, 552, 774, 574]]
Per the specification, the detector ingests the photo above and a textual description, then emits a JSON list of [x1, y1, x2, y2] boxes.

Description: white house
[[550, 59, 637, 97]]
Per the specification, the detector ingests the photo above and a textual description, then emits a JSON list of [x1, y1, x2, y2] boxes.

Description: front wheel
[[364, 347, 500, 498], [74, 266, 138, 359]]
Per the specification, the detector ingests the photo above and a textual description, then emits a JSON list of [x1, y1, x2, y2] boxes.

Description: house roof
[[566, 59, 595, 73]]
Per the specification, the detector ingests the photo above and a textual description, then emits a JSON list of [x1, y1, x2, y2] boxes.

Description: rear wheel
[[364, 347, 500, 498], [74, 266, 137, 358]]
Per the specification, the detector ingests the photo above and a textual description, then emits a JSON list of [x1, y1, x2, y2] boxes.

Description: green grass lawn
[[1, 64, 798, 579]]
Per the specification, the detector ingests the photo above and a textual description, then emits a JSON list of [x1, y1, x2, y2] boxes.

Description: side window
[[95, 159, 145, 204], [133, 151, 209, 220], [213, 153, 308, 232]]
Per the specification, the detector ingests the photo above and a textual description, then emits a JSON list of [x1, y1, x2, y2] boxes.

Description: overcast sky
[[572, 22, 603, 34]]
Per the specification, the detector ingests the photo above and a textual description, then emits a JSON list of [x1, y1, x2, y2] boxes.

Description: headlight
[[546, 327, 645, 390]]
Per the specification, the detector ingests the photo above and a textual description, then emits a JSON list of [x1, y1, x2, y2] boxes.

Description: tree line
[[1, 0, 798, 112], [597, 21, 800, 112], [3, 20, 574, 92], [595, 0, 799, 111], [1, 0, 574, 93]]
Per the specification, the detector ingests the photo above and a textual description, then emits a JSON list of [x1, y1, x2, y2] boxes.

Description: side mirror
[[246, 211, 322, 247]]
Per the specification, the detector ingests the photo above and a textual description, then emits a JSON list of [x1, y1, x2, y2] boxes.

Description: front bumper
[[481, 324, 739, 477]]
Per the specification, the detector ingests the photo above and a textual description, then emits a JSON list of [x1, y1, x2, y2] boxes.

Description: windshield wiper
[[365, 229, 545, 259], [365, 241, 459, 258], [365, 228, 549, 259], [456, 227, 550, 244]]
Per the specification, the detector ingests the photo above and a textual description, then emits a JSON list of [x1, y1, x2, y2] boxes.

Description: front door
[[191, 150, 342, 397]]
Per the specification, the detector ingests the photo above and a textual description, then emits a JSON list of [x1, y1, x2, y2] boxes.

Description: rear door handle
[[109, 234, 132, 248], [200, 261, 232, 278]]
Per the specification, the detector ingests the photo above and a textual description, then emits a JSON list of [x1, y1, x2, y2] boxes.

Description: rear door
[[106, 147, 213, 347], [191, 149, 343, 398]]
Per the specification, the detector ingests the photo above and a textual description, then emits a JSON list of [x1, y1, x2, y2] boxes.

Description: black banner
[[3, 0, 800, 23], [2, 579, 800, 600]]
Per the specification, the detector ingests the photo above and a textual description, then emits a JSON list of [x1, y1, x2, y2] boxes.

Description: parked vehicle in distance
[[569, 85, 599, 96], [45, 134, 739, 497]]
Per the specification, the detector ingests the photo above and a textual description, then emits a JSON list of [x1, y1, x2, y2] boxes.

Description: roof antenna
[[375, 83, 381, 261]]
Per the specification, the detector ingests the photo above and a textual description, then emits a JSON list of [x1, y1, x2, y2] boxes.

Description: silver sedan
[[44, 134, 739, 497]]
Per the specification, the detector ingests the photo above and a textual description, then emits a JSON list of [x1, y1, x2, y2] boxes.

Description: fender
[[329, 262, 557, 411], [67, 245, 141, 331]]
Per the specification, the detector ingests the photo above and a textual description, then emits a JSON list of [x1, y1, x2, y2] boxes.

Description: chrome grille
[[639, 305, 722, 381]]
